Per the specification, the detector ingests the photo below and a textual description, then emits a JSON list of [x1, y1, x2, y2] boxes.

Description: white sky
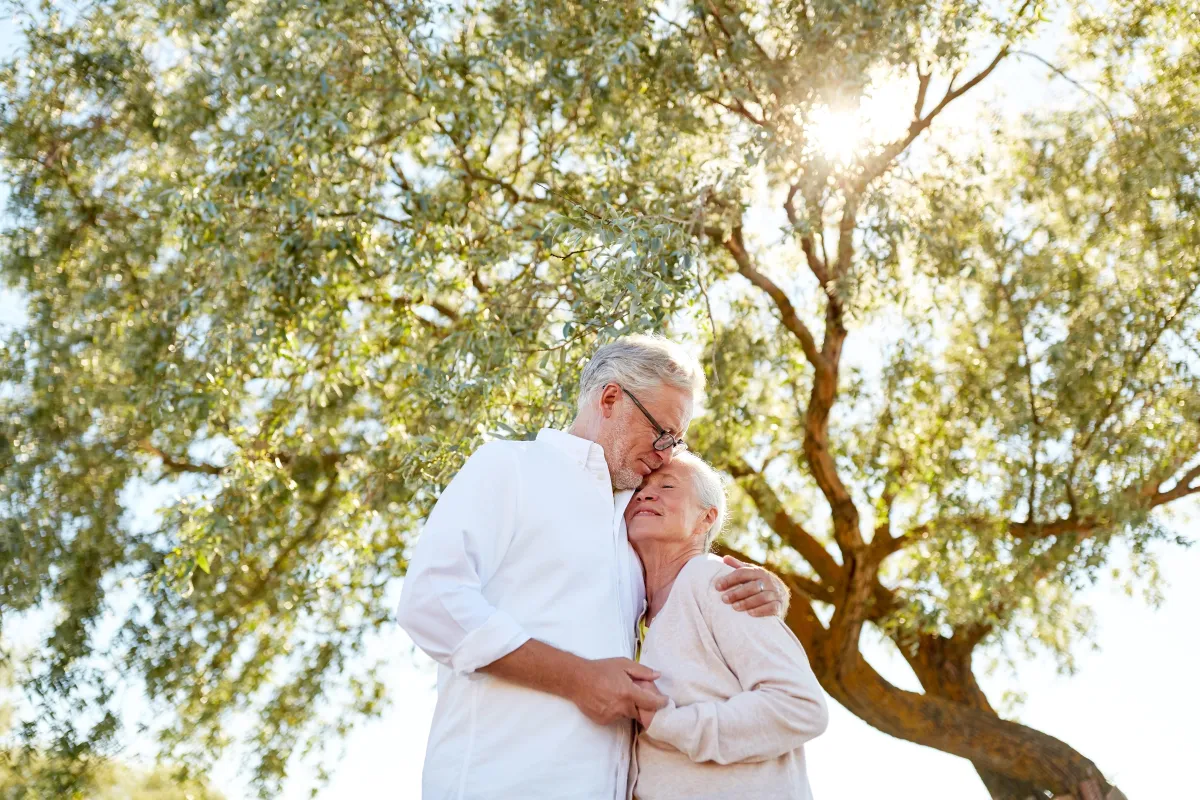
[[1, 8, 1197, 800]]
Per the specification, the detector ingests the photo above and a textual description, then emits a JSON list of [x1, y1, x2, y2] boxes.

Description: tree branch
[[702, 95, 766, 127], [708, 0, 774, 64], [428, 300, 460, 321], [784, 183, 830, 287], [1148, 462, 1200, 508], [1076, 279, 1200, 457], [721, 225, 827, 372], [817, 646, 1111, 795], [899, 457, 1200, 548], [832, 202, 857, 278], [853, 0, 1035, 196], [139, 441, 224, 475], [713, 543, 835, 605], [139, 440, 345, 478], [996, 276, 1043, 521], [1012, 50, 1123, 144], [913, 65, 931, 119], [725, 460, 844, 586]]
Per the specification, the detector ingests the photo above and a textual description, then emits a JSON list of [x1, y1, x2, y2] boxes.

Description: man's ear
[[598, 383, 621, 419]]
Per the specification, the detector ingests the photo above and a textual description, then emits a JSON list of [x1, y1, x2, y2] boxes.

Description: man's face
[[601, 382, 693, 491]]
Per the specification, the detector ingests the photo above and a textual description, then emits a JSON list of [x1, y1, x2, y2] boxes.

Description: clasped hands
[[570, 556, 785, 729], [569, 657, 667, 729]]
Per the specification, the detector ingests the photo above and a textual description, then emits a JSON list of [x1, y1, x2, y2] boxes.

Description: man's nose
[[658, 446, 676, 466]]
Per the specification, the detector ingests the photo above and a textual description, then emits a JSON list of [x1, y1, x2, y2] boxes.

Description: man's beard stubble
[[607, 422, 644, 492], [611, 462, 642, 491]]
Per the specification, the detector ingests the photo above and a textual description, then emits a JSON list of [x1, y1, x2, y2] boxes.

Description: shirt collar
[[536, 428, 610, 477]]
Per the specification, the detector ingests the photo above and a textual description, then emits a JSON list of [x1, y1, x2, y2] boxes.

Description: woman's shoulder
[[674, 553, 735, 600]]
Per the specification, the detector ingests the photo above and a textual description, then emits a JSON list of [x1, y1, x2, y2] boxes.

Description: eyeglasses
[[617, 383, 688, 453]]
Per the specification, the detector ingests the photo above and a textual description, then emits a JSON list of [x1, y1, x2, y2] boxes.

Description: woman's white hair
[[673, 451, 727, 551], [577, 334, 705, 414]]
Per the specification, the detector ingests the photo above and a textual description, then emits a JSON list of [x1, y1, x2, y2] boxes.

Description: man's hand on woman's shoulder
[[713, 555, 790, 618]]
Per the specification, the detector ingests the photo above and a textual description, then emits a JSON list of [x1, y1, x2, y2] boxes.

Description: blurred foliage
[[0, 0, 1196, 796], [0, 663, 223, 799], [0, 757, 225, 800]]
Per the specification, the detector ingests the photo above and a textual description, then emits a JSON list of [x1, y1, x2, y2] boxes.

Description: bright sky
[[1, 8, 1197, 800]]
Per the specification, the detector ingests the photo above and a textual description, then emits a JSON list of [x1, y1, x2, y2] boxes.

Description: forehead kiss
[[630, 462, 691, 504], [616, 382, 692, 478]]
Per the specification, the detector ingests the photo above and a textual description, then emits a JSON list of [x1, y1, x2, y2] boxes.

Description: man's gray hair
[[577, 334, 705, 414], [674, 451, 727, 551]]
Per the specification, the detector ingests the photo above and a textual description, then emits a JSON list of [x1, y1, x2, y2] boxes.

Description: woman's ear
[[695, 506, 718, 537]]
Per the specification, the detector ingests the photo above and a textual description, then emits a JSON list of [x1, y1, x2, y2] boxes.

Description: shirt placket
[[612, 501, 632, 657]]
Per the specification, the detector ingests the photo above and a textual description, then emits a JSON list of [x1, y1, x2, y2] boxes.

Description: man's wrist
[[553, 649, 590, 703], [480, 639, 591, 703]]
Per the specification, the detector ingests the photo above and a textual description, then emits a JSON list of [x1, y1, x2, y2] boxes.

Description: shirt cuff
[[449, 609, 531, 675]]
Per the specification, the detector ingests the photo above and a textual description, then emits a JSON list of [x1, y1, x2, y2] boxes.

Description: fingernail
[[734, 601, 744, 610]]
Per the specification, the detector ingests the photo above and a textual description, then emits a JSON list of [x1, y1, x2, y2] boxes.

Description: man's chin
[[613, 469, 642, 492]]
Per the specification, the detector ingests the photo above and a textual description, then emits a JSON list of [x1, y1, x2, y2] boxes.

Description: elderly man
[[397, 335, 787, 799]]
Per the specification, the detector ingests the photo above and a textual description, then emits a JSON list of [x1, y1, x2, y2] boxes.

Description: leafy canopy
[[1, 0, 1197, 796]]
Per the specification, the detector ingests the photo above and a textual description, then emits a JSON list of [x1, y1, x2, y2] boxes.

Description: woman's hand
[[633, 679, 660, 729], [715, 555, 790, 617]]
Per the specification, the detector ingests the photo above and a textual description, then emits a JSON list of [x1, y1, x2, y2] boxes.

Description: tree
[[1, 0, 1196, 797], [0, 660, 224, 799], [0, 756, 226, 800]]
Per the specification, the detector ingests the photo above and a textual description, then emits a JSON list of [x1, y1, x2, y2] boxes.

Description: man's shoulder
[[457, 438, 529, 480], [471, 437, 530, 458]]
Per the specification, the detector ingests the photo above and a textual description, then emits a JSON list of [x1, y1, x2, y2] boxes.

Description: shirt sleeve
[[396, 441, 530, 675], [645, 565, 829, 764]]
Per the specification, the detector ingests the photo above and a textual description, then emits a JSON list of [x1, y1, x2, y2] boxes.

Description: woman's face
[[625, 462, 714, 547]]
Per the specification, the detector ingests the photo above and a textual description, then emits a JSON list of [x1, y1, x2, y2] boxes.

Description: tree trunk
[[901, 632, 1121, 800], [782, 597, 1118, 799]]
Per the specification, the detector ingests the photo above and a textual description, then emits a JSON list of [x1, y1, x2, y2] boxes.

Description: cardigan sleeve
[[646, 564, 829, 764]]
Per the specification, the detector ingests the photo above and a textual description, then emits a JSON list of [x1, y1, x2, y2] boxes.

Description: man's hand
[[569, 658, 667, 726], [715, 555, 790, 618]]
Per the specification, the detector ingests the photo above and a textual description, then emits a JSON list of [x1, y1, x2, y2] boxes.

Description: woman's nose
[[636, 489, 658, 501]]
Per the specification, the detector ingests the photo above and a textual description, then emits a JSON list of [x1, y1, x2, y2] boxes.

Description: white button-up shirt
[[397, 429, 646, 799]]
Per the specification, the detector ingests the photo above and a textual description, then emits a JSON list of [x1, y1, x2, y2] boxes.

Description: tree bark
[[897, 631, 1120, 800], [776, 593, 1116, 799], [732, 488, 1124, 799]]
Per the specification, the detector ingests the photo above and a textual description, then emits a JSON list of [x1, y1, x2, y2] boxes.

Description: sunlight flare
[[807, 105, 865, 164], [804, 73, 916, 164]]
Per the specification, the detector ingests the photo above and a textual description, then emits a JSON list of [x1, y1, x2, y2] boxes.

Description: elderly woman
[[625, 452, 829, 800]]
